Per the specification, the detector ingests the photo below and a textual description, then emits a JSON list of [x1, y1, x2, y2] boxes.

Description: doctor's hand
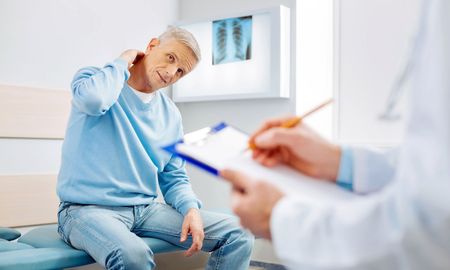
[[220, 169, 285, 240], [180, 208, 204, 257], [249, 116, 341, 181], [119, 49, 145, 69]]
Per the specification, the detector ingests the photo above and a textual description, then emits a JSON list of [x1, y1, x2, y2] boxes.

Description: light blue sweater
[[57, 58, 201, 216]]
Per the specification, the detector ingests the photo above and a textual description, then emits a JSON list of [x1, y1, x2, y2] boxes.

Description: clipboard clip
[[183, 122, 228, 147]]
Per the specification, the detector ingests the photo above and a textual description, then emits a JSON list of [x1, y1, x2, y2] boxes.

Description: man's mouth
[[156, 71, 167, 84]]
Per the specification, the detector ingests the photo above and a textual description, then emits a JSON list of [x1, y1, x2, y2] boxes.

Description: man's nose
[[164, 66, 178, 81]]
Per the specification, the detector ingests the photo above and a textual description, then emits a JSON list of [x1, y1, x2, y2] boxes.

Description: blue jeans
[[57, 202, 254, 270]]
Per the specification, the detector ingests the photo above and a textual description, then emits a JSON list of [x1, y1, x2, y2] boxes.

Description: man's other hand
[[180, 208, 205, 257]]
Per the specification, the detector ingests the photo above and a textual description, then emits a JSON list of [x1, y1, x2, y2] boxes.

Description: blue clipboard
[[161, 122, 229, 176]]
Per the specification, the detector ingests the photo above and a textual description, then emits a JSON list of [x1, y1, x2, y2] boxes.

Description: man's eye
[[177, 69, 184, 76], [168, 55, 174, 62]]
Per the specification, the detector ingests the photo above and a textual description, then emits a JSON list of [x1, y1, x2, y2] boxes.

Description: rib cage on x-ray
[[215, 21, 227, 64], [212, 16, 252, 65], [232, 19, 245, 60]]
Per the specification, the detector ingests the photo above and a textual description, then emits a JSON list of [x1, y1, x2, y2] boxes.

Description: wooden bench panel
[[0, 174, 59, 227], [0, 85, 71, 139]]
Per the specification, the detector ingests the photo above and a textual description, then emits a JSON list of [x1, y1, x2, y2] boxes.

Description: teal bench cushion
[[18, 224, 72, 249], [0, 239, 34, 252], [3, 224, 183, 269], [0, 227, 21, 241], [18, 224, 184, 253], [0, 247, 94, 270]]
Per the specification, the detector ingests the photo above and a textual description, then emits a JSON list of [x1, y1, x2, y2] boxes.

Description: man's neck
[[128, 62, 154, 94]]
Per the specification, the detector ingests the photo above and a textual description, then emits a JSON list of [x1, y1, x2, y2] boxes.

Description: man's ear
[[145, 38, 160, 54]]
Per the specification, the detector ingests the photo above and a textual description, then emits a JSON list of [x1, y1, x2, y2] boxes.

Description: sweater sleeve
[[71, 58, 129, 116], [158, 155, 203, 216]]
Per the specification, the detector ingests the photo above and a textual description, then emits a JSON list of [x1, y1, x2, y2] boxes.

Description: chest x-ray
[[212, 16, 252, 65]]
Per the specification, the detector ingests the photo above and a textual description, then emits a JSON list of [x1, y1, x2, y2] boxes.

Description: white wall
[[296, 0, 334, 140], [0, 0, 178, 174], [336, 0, 421, 145]]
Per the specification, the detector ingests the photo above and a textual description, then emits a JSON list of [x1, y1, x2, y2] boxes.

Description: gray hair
[[159, 26, 201, 62]]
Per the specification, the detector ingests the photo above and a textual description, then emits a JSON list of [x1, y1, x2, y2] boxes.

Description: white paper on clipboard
[[174, 123, 358, 204]]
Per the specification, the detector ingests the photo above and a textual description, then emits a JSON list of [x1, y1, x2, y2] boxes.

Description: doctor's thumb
[[220, 169, 249, 192]]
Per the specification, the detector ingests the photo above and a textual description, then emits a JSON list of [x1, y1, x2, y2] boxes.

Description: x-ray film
[[212, 16, 252, 65]]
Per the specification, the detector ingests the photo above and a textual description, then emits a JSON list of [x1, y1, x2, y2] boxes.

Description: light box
[[172, 5, 290, 102]]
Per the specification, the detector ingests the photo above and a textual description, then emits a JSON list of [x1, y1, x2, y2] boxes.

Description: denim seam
[[213, 239, 229, 270], [135, 227, 228, 242], [110, 249, 125, 270], [134, 203, 230, 240], [66, 211, 118, 256], [58, 218, 73, 244], [135, 227, 228, 256], [135, 227, 180, 237], [132, 204, 157, 231], [57, 204, 73, 231], [67, 211, 127, 269]]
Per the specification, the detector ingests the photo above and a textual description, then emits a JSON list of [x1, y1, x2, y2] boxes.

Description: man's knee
[[221, 215, 255, 251], [231, 226, 255, 252], [105, 242, 155, 270]]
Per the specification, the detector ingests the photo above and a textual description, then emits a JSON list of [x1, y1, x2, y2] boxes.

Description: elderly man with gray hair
[[56, 26, 254, 270]]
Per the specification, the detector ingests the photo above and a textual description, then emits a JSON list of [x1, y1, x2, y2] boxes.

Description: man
[[57, 26, 253, 270], [221, 0, 450, 269]]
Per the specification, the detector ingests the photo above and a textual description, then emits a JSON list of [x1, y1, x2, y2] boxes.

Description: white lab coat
[[270, 0, 450, 269]]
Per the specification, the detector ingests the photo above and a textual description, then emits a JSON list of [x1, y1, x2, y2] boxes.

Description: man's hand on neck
[[119, 49, 144, 68], [119, 49, 153, 94]]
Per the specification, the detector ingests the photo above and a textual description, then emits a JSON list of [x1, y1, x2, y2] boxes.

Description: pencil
[[249, 98, 333, 150]]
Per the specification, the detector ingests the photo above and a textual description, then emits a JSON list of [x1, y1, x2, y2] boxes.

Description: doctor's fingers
[[254, 127, 303, 151], [249, 115, 296, 144], [254, 149, 285, 167]]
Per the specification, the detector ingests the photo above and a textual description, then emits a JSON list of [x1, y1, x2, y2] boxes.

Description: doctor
[[221, 0, 450, 269]]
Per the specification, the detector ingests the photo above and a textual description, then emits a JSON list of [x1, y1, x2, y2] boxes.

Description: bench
[[0, 225, 183, 269]]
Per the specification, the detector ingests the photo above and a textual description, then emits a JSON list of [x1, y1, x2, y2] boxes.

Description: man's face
[[142, 38, 197, 92]]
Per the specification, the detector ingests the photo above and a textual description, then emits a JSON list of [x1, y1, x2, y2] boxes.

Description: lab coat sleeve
[[350, 147, 398, 194], [270, 182, 412, 269]]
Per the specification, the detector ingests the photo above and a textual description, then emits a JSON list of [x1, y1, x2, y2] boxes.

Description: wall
[[296, 0, 334, 140], [336, 0, 421, 145], [0, 0, 178, 175]]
